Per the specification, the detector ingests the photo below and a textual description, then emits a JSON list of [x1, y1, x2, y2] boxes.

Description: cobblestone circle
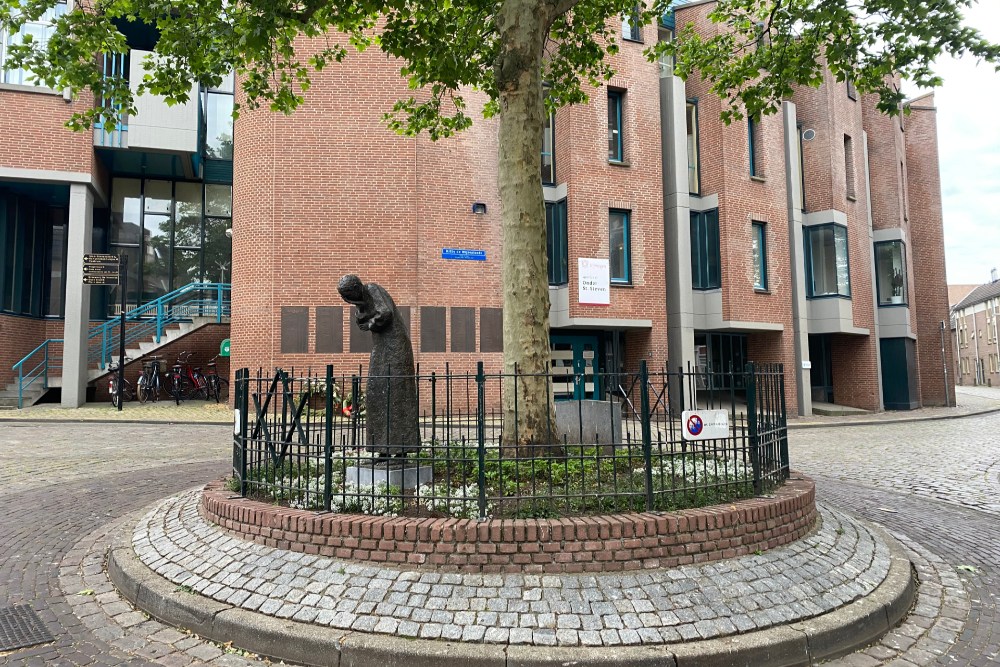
[[133, 490, 889, 648]]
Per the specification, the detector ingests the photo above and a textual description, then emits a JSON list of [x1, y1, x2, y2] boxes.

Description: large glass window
[[686, 101, 700, 194], [204, 75, 234, 160], [690, 209, 720, 290], [622, 3, 642, 42], [805, 224, 850, 298], [752, 221, 767, 291], [875, 240, 907, 306], [541, 108, 555, 185], [609, 209, 631, 284], [1, 0, 66, 86], [608, 90, 623, 162], [546, 199, 568, 286], [748, 118, 762, 178]]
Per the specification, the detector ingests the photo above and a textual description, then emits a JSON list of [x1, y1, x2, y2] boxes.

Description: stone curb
[[108, 508, 916, 667], [786, 404, 1000, 430]]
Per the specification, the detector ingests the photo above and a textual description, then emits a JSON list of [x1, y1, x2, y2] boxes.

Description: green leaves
[[654, 0, 1000, 123]]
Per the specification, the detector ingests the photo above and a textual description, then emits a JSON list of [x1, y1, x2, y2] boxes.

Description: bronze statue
[[338, 275, 420, 457]]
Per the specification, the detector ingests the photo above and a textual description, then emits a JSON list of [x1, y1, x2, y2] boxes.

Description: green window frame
[[752, 221, 767, 291], [804, 223, 850, 298], [609, 209, 631, 284], [546, 199, 568, 286], [608, 90, 623, 163], [748, 118, 761, 177], [690, 209, 720, 290]]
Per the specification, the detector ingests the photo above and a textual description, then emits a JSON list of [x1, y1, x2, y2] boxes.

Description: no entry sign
[[681, 410, 729, 441]]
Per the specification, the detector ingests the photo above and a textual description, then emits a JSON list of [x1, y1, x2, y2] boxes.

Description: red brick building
[[1, 0, 956, 414], [952, 277, 1000, 388]]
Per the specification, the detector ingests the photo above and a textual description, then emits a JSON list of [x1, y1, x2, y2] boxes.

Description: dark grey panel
[[451, 307, 476, 353], [421, 306, 446, 353], [480, 307, 503, 353], [280, 306, 309, 354], [349, 308, 373, 354], [315, 306, 343, 354]]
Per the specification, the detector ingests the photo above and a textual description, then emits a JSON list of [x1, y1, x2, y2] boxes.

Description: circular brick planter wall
[[200, 476, 816, 574]]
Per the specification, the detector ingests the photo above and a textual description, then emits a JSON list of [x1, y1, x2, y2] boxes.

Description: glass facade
[[805, 224, 850, 298], [690, 208, 720, 290], [107, 177, 232, 314], [204, 74, 235, 160], [1, 0, 66, 85], [546, 199, 568, 286], [0, 192, 67, 317], [875, 240, 907, 306]]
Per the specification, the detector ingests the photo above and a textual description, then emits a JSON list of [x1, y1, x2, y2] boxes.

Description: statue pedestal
[[346, 461, 433, 489]]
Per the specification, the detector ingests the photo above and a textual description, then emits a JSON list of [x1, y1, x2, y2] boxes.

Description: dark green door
[[551, 334, 601, 400], [880, 338, 919, 410], [809, 334, 834, 404]]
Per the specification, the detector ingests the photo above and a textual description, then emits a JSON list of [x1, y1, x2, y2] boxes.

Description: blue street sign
[[442, 248, 487, 261]]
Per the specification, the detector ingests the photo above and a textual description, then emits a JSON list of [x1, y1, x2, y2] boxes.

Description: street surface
[[0, 389, 997, 665]]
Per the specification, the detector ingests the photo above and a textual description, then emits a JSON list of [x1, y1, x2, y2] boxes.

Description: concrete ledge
[[108, 507, 916, 667]]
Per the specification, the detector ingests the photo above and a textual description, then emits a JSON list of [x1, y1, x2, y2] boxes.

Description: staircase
[[6, 283, 230, 409]]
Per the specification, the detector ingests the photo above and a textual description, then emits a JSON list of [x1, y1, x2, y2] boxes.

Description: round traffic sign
[[686, 414, 703, 436]]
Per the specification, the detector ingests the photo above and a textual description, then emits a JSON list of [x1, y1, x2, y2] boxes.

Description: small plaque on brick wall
[[480, 308, 503, 353], [451, 307, 476, 353], [349, 308, 373, 354], [421, 307, 446, 353], [280, 306, 309, 354], [315, 306, 343, 354]]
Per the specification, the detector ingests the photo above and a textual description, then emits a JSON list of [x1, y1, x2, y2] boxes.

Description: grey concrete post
[[862, 131, 885, 410], [661, 68, 696, 410], [62, 184, 94, 408], [781, 101, 812, 416]]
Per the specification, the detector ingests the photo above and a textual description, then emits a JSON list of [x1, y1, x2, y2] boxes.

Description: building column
[[661, 69, 696, 410], [781, 101, 812, 416], [62, 183, 94, 408]]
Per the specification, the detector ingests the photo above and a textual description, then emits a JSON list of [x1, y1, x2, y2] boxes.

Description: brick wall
[[201, 476, 816, 574], [0, 87, 95, 174], [0, 314, 56, 388]]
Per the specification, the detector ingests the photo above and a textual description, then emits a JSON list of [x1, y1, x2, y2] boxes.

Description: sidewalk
[[787, 386, 1000, 429]]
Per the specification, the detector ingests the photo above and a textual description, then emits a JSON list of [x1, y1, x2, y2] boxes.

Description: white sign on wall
[[578, 258, 610, 305], [681, 409, 730, 441]]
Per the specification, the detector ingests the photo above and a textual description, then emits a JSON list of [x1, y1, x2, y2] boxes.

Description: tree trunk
[[496, 0, 558, 454]]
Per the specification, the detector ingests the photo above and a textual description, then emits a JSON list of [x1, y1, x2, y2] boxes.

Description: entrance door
[[551, 334, 600, 400], [808, 334, 834, 404]]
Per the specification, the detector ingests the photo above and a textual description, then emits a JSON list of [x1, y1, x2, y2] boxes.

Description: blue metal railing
[[12, 282, 230, 408]]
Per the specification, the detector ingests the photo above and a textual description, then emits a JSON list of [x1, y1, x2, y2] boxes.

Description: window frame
[[541, 106, 555, 185], [690, 208, 721, 290], [608, 90, 624, 163], [609, 208, 631, 285], [874, 240, 908, 308], [748, 117, 762, 178], [804, 223, 851, 299], [622, 3, 643, 42], [752, 221, 767, 291], [1, 0, 67, 86], [844, 134, 856, 200], [545, 199, 569, 286], [686, 100, 701, 195]]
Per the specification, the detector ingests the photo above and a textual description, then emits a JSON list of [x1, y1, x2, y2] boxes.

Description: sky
[[912, 1, 1000, 285]]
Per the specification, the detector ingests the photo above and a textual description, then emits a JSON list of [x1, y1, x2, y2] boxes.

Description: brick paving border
[[200, 477, 817, 574]]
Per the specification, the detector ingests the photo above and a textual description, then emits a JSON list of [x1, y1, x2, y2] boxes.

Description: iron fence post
[[324, 364, 334, 512], [778, 364, 789, 478], [476, 361, 487, 520], [237, 368, 249, 496], [640, 361, 654, 511], [745, 362, 762, 495]]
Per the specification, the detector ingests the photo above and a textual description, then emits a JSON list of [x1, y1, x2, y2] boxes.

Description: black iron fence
[[231, 361, 789, 519]]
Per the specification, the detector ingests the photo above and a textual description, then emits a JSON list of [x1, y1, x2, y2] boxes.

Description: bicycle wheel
[[215, 378, 230, 403], [137, 376, 150, 404], [171, 374, 184, 405], [110, 377, 121, 408]]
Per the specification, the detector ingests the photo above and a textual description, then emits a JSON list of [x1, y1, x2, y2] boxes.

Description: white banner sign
[[578, 258, 610, 305], [681, 409, 729, 441]]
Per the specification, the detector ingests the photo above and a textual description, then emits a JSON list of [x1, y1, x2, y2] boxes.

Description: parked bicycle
[[170, 351, 210, 404], [203, 355, 230, 403], [136, 355, 165, 404], [108, 358, 134, 408]]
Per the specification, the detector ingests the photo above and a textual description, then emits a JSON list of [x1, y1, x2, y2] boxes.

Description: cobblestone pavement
[[788, 386, 1000, 428], [1, 409, 998, 665], [135, 491, 888, 648], [0, 400, 232, 423]]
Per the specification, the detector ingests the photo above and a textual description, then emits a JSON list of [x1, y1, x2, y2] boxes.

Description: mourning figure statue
[[338, 275, 420, 457]]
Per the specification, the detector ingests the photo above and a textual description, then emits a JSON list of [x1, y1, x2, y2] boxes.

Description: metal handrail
[[12, 282, 230, 408]]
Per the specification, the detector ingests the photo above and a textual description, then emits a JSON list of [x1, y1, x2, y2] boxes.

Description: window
[[690, 209, 720, 290], [846, 79, 857, 100], [875, 241, 907, 306], [748, 118, 762, 178], [541, 108, 555, 184], [546, 199, 568, 286], [805, 224, 850, 298], [622, 3, 643, 42], [204, 74, 235, 160], [609, 209, 631, 284], [844, 135, 856, 199], [686, 101, 700, 194], [797, 124, 807, 211], [608, 90, 623, 162], [1, 0, 66, 86], [752, 221, 767, 290]]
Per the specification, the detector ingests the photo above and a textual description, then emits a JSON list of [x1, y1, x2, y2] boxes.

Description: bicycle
[[203, 355, 230, 403], [171, 351, 210, 403], [107, 358, 134, 408], [136, 355, 165, 404]]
